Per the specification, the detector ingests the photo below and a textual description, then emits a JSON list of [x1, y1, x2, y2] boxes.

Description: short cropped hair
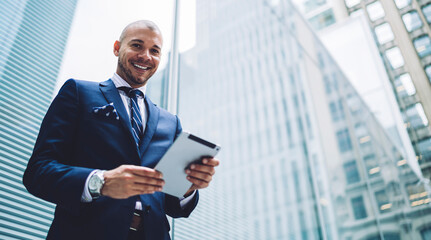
[[119, 20, 162, 42]]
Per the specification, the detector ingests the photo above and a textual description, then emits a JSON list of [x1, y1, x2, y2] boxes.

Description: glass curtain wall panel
[[173, 0, 431, 239], [0, 0, 78, 239]]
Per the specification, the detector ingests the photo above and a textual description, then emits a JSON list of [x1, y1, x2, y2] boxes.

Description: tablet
[[155, 131, 221, 198]]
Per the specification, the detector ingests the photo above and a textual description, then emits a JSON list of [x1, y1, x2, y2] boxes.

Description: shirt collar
[[111, 73, 147, 94]]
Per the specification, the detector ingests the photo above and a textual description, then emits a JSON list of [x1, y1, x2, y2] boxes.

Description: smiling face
[[113, 24, 163, 88]]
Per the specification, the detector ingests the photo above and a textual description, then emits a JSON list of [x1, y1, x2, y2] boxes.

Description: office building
[[294, 0, 431, 183], [0, 0, 78, 239], [172, 0, 431, 239]]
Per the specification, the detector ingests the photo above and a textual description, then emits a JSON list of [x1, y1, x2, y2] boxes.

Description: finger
[[187, 164, 216, 176], [187, 176, 209, 189], [133, 176, 165, 187], [186, 169, 212, 183], [129, 166, 163, 178], [202, 158, 220, 167], [132, 184, 163, 194]]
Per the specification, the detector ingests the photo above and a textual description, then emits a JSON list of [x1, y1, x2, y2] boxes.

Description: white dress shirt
[[81, 73, 195, 208]]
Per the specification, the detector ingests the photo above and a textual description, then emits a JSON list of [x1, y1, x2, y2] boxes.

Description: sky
[[55, 0, 195, 93]]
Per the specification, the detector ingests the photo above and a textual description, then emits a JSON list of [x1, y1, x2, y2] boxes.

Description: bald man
[[23, 20, 219, 240]]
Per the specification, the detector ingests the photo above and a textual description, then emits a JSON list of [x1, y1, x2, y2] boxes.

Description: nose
[[138, 49, 151, 61]]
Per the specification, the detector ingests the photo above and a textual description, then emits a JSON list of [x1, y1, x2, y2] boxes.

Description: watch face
[[89, 172, 104, 194], [89, 177, 98, 190]]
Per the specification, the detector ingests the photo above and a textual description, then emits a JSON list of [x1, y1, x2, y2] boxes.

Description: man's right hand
[[101, 165, 164, 199]]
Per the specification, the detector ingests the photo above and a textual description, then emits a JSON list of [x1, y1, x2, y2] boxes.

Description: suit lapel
[[140, 96, 160, 165], [99, 79, 140, 162]]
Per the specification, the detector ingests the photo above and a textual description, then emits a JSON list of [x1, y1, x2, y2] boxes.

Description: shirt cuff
[[81, 169, 98, 202], [179, 191, 196, 209]]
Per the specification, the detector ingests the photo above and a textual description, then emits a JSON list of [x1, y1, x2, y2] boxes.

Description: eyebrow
[[130, 39, 161, 50]]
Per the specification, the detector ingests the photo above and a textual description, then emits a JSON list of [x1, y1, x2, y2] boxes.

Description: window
[[355, 123, 367, 137], [406, 183, 430, 207], [395, 73, 416, 97], [394, 0, 411, 9], [345, 0, 360, 8], [402, 11, 423, 32], [351, 196, 367, 219], [364, 154, 381, 177], [304, 0, 328, 12], [366, 233, 400, 240], [405, 103, 429, 129], [413, 35, 431, 58], [350, 9, 365, 18], [375, 23, 394, 44], [324, 75, 331, 93], [337, 129, 353, 152], [308, 9, 336, 31], [418, 138, 431, 163], [421, 227, 431, 240], [375, 190, 392, 213], [367, 1, 385, 21], [329, 100, 345, 121], [385, 47, 405, 69], [423, 4, 431, 23], [426, 65, 431, 82], [343, 161, 360, 184], [364, 154, 380, 178]]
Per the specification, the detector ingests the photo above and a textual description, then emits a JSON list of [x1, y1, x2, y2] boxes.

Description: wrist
[[88, 170, 106, 199]]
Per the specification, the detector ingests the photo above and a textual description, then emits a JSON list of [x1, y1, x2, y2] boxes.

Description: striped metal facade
[[0, 0, 78, 239]]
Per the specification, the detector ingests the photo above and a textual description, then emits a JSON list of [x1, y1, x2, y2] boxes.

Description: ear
[[113, 41, 120, 56]]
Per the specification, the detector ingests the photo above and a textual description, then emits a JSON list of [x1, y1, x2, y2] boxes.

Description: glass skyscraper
[[294, 0, 431, 191], [2, 0, 430, 239], [173, 0, 431, 239], [0, 0, 78, 239]]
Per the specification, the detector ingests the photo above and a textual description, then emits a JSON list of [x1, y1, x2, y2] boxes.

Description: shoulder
[[62, 78, 102, 88], [59, 79, 109, 97]]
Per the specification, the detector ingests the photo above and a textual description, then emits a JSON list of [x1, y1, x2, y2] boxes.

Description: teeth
[[134, 64, 148, 70]]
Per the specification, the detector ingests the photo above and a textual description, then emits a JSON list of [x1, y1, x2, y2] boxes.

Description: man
[[23, 20, 219, 240]]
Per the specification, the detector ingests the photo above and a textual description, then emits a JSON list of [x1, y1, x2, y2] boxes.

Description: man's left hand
[[184, 157, 220, 197]]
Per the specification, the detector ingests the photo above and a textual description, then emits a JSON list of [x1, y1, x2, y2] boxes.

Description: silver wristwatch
[[88, 170, 106, 199]]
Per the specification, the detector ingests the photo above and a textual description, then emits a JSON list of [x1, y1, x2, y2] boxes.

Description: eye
[[131, 43, 141, 49], [151, 49, 160, 55]]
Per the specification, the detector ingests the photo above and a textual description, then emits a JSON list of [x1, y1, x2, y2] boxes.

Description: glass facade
[[423, 4, 431, 23], [385, 47, 405, 69], [171, 0, 431, 239], [402, 11, 423, 32], [375, 23, 394, 45], [426, 65, 431, 82], [309, 9, 337, 30], [334, 0, 431, 176], [367, 1, 385, 21], [395, 73, 416, 97], [345, 0, 360, 8], [413, 35, 431, 58], [2, 0, 431, 239], [394, 0, 411, 10], [0, 0, 78, 239]]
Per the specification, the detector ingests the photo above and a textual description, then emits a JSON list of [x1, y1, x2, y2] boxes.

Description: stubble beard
[[117, 57, 148, 87]]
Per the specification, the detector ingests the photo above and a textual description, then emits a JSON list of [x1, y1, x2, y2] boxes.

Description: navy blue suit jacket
[[23, 79, 198, 240]]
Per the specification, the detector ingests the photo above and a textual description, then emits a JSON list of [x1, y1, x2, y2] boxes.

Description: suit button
[[145, 206, 151, 213]]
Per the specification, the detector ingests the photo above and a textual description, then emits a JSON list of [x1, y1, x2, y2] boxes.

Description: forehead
[[123, 26, 163, 46]]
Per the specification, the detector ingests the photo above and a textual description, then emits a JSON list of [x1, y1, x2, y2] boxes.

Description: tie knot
[[129, 89, 143, 98], [119, 87, 144, 98]]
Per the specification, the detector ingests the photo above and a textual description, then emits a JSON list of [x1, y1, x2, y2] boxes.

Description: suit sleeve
[[23, 79, 93, 212], [164, 115, 199, 218]]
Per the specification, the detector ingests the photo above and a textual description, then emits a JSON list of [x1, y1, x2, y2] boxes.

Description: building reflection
[[173, 0, 431, 239]]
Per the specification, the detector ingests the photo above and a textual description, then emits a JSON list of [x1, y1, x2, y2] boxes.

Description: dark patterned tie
[[120, 87, 144, 147]]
